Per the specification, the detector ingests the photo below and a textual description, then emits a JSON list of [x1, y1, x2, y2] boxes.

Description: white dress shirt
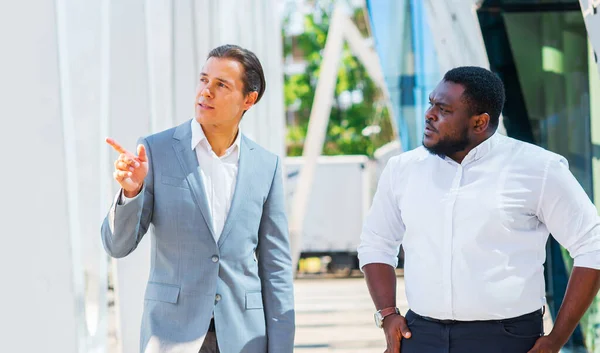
[[121, 119, 240, 242], [358, 133, 600, 320]]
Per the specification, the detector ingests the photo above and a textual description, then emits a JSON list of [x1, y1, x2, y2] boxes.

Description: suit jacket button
[[212, 255, 219, 263], [215, 294, 222, 302]]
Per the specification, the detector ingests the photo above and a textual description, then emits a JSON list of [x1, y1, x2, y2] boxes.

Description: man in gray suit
[[102, 44, 295, 353]]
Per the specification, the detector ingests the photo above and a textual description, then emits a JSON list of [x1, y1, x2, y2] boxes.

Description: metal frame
[[288, 2, 393, 270]]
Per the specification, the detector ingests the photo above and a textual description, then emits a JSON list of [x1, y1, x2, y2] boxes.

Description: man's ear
[[473, 113, 490, 133], [243, 91, 259, 111]]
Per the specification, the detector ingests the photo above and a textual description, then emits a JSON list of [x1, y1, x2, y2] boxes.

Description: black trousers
[[199, 319, 219, 353], [401, 309, 544, 353]]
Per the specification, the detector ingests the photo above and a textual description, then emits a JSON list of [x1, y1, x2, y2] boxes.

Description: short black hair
[[443, 66, 505, 130], [208, 44, 266, 104]]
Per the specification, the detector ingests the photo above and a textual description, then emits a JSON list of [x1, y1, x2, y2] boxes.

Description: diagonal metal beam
[[288, 2, 394, 271]]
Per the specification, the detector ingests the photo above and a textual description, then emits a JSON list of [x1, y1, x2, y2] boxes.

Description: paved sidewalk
[[109, 275, 554, 352], [294, 276, 554, 352], [294, 276, 408, 352]]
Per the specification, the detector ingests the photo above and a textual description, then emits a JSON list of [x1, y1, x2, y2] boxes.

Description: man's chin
[[422, 139, 444, 156], [195, 114, 215, 125], [422, 136, 436, 149]]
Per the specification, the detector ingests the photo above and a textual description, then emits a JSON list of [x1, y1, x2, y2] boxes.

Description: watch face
[[374, 312, 383, 328]]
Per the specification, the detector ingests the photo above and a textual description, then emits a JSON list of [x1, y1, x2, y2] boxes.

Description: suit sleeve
[[258, 156, 295, 352], [100, 137, 154, 258]]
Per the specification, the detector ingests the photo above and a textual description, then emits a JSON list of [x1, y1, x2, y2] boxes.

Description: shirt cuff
[[573, 250, 600, 270], [357, 251, 398, 271], [118, 188, 142, 205]]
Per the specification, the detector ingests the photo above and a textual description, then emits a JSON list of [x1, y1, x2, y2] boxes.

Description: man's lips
[[197, 103, 214, 110]]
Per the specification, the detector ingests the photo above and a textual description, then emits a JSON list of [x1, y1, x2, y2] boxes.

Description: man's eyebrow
[[215, 77, 233, 85], [200, 73, 233, 86], [429, 96, 452, 107]]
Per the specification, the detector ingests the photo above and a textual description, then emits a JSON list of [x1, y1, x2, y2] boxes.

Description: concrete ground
[[294, 276, 554, 353], [109, 275, 554, 352], [294, 276, 406, 352]]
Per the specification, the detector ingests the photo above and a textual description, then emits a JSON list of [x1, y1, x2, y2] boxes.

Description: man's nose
[[425, 107, 437, 122], [199, 86, 213, 99]]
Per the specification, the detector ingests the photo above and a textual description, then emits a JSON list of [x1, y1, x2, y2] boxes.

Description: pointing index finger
[[106, 137, 128, 154]]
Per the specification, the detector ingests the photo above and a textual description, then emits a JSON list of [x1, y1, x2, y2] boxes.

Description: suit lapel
[[218, 135, 256, 248], [172, 122, 216, 240]]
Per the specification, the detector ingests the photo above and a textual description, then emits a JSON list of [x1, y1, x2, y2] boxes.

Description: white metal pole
[[288, 4, 346, 270]]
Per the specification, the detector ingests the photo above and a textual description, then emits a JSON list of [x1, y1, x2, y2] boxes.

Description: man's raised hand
[[106, 137, 149, 197]]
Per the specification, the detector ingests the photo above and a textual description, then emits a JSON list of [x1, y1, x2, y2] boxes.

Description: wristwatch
[[374, 307, 400, 328]]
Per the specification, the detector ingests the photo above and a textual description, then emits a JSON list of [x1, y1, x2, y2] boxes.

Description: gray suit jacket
[[101, 120, 295, 353]]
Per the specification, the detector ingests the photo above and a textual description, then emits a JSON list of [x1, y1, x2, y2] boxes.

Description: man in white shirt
[[102, 45, 295, 353], [358, 66, 600, 353]]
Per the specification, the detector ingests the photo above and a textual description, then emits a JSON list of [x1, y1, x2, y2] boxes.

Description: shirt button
[[212, 255, 219, 263], [215, 294, 222, 302]]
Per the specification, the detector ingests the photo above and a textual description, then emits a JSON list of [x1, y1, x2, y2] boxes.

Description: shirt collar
[[439, 132, 502, 165], [190, 119, 242, 159], [460, 132, 502, 165]]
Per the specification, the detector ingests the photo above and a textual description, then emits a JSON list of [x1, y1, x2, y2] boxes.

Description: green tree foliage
[[283, 1, 395, 157]]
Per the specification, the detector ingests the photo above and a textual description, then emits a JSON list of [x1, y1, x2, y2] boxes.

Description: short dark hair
[[443, 66, 505, 130], [207, 44, 266, 104]]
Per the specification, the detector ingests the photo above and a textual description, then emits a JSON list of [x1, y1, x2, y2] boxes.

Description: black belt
[[414, 308, 544, 325], [207, 318, 216, 332]]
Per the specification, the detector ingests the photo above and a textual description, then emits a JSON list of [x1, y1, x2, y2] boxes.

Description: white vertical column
[[0, 1, 80, 352], [61, 0, 109, 351], [55, 0, 88, 349], [109, 1, 152, 353], [238, 0, 287, 157], [215, 0, 239, 45], [262, 0, 287, 157], [146, 0, 175, 132], [173, 0, 197, 125], [193, 0, 217, 63]]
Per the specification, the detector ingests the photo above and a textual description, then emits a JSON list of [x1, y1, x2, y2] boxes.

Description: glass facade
[[366, 0, 439, 152], [503, 11, 594, 196], [479, 1, 600, 351]]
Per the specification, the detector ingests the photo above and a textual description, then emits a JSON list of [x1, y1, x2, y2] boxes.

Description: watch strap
[[379, 306, 399, 319]]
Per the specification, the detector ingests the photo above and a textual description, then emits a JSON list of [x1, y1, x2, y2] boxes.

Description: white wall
[[1, 0, 101, 351]]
